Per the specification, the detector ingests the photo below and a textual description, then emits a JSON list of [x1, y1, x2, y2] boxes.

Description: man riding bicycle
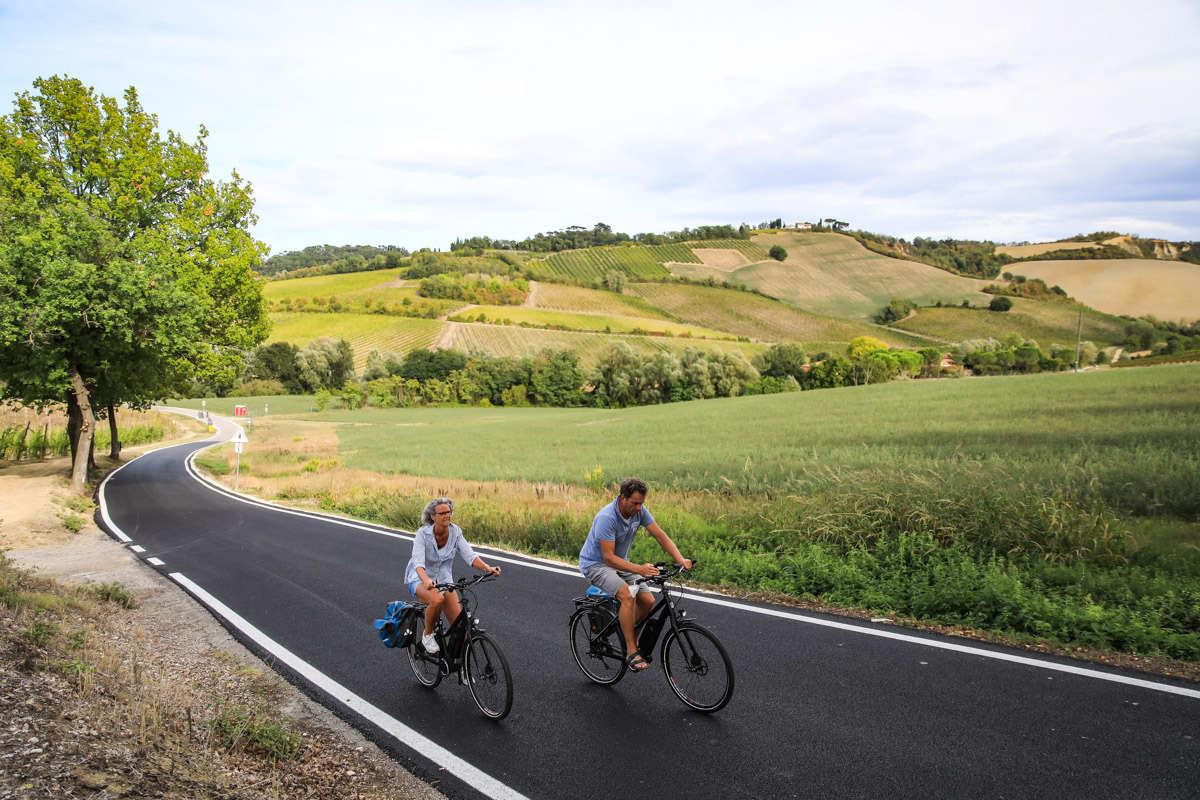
[[578, 478, 692, 672]]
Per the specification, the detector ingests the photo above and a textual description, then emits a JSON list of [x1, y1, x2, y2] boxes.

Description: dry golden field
[[1009, 259, 1200, 322], [721, 232, 993, 320]]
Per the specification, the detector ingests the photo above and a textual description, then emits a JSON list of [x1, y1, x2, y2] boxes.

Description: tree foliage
[[0, 75, 268, 489]]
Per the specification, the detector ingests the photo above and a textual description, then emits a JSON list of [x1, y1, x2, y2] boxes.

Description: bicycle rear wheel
[[569, 607, 627, 685], [662, 623, 734, 712], [464, 632, 513, 720], [407, 634, 443, 688]]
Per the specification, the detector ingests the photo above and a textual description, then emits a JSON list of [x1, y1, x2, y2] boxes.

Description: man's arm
[[600, 539, 659, 577], [646, 522, 692, 569]]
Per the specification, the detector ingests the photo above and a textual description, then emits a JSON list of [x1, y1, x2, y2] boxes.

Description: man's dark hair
[[619, 477, 648, 499]]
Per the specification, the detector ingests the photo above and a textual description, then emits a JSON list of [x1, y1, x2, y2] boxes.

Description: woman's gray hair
[[421, 497, 455, 527]]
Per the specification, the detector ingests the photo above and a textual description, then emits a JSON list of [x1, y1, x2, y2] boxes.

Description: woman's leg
[[415, 583, 444, 636]]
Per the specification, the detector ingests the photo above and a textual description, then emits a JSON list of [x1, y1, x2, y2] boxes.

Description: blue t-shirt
[[405, 524, 479, 585], [578, 498, 655, 574]]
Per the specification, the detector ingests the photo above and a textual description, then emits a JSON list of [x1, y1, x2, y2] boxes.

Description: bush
[[234, 379, 287, 397], [768, 245, 788, 261], [989, 296, 1014, 312]]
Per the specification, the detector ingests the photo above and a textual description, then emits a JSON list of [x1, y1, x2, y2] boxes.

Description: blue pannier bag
[[375, 600, 418, 648]]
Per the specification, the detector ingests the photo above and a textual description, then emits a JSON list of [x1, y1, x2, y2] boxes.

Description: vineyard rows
[[268, 313, 443, 368], [537, 245, 682, 281]]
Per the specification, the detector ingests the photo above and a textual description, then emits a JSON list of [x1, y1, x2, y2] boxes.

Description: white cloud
[[2, 0, 1199, 253]]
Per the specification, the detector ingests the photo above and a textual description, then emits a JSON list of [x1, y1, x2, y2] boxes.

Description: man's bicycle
[[568, 562, 734, 713], [408, 573, 513, 720]]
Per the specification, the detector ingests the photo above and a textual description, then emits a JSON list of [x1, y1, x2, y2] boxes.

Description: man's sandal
[[626, 653, 650, 671]]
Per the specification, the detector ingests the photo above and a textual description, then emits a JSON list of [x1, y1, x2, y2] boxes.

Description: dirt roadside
[[0, 423, 446, 800]]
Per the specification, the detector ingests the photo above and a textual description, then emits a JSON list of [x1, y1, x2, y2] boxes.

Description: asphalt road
[[96, 416, 1200, 800]]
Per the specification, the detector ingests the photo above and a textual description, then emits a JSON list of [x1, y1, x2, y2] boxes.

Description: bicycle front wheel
[[407, 636, 443, 688], [662, 623, 734, 712], [464, 632, 513, 720], [569, 607, 627, 685]]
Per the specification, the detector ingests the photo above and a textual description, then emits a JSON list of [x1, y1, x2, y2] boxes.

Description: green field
[[312, 365, 1197, 501], [681, 232, 994, 321], [198, 364, 1200, 660], [261, 269, 405, 301], [268, 312, 443, 368], [891, 299, 1129, 346], [627, 282, 938, 348]]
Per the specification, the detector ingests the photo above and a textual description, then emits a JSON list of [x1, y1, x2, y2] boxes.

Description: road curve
[[96, 413, 1200, 800]]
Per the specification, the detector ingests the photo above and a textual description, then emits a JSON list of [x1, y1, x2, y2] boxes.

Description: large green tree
[[0, 75, 268, 491]]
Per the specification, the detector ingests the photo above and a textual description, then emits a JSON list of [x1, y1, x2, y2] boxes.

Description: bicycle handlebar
[[432, 571, 497, 593], [636, 561, 696, 585]]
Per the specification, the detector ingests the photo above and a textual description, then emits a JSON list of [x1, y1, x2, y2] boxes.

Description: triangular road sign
[[229, 429, 249, 444]]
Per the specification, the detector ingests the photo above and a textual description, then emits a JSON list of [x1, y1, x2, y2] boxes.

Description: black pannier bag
[[375, 600, 419, 648]]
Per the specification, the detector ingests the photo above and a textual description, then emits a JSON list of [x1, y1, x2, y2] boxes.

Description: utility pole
[[1074, 309, 1083, 371]]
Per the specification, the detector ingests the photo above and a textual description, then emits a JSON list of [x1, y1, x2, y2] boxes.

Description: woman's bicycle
[[568, 562, 734, 713], [408, 572, 513, 720]]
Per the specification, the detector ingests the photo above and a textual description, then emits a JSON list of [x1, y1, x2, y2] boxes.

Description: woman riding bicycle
[[405, 497, 500, 655]]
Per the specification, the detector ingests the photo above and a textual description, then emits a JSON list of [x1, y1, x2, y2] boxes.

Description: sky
[[2, 0, 1199, 256]]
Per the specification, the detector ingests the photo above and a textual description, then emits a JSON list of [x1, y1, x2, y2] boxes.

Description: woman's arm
[[471, 556, 500, 575]]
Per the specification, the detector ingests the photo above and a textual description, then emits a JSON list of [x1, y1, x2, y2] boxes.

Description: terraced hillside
[[668, 231, 993, 320]]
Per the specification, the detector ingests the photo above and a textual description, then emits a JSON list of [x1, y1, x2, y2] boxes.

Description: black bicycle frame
[[582, 579, 694, 662]]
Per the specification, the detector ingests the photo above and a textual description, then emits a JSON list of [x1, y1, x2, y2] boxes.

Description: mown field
[[450, 305, 735, 339], [693, 231, 994, 321], [267, 312, 443, 368], [891, 298, 1128, 346], [531, 282, 681, 321], [441, 322, 763, 364], [1007, 258, 1200, 321], [626, 282, 938, 348], [192, 364, 1200, 663]]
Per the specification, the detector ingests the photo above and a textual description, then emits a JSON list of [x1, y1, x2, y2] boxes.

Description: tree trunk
[[67, 392, 81, 464], [107, 402, 120, 460], [69, 364, 94, 494]]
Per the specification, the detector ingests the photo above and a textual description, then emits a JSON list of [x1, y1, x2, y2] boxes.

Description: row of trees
[[450, 223, 753, 254], [0, 76, 268, 491], [259, 244, 409, 277]]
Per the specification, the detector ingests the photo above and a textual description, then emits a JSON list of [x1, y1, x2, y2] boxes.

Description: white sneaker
[[422, 633, 440, 654]]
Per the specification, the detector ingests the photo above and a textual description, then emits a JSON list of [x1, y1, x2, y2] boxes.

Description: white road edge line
[[169, 573, 530, 800], [96, 443, 530, 800]]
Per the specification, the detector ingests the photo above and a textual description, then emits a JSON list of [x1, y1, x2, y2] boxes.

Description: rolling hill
[[666, 231, 995, 320], [258, 228, 1190, 369]]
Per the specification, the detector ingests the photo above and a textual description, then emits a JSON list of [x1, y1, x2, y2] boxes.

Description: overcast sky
[[3, 0, 1198, 256]]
